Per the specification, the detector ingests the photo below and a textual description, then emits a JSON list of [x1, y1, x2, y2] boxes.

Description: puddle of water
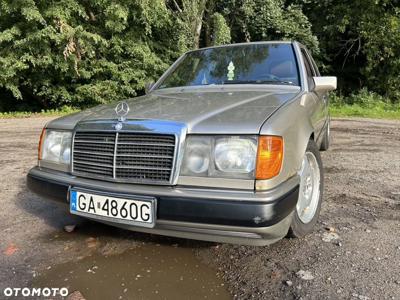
[[32, 244, 231, 300]]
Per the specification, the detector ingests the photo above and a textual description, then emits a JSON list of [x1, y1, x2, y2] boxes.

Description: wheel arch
[[257, 94, 316, 190]]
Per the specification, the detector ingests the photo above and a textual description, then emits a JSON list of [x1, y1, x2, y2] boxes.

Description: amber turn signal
[[38, 128, 46, 160], [255, 136, 283, 180]]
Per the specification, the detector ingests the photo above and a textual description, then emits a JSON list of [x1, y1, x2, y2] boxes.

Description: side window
[[309, 56, 320, 76], [301, 50, 315, 90]]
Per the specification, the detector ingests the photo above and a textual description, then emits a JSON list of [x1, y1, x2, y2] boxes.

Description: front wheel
[[288, 140, 324, 238]]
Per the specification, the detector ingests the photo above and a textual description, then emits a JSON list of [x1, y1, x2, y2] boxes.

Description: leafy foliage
[[330, 89, 400, 119], [0, 0, 188, 108], [210, 13, 231, 46], [293, 0, 400, 102], [0, 0, 317, 110], [216, 0, 318, 53]]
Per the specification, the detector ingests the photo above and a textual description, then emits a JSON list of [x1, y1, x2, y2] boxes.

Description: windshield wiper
[[222, 80, 294, 85]]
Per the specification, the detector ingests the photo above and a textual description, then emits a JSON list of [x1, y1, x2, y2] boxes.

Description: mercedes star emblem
[[115, 101, 130, 122], [115, 122, 123, 131]]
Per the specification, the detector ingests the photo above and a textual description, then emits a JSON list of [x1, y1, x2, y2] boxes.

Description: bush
[[330, 89, 400, 119], [0, 0, 189, 109], [0, 0, 319, 111], [331, 88, 391, 107]]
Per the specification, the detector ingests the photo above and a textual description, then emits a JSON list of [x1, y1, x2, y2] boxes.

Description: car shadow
[[15, 180, 216, 249]]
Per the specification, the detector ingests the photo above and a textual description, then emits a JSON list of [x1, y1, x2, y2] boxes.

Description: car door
[[309, 52, 329, 128], [300, 48, 325, 141]]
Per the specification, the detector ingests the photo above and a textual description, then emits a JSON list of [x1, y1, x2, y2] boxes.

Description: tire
[[288, 140, 324, 238], [320, 116, 330, 151]]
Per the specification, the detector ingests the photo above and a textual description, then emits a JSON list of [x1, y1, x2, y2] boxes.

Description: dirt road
[[0, 117, 399, 299]]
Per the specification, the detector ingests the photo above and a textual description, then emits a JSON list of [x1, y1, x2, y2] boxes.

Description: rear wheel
[[288, 140, 324, 238]]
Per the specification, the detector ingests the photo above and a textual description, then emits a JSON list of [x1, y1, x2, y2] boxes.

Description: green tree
[[210, 12, 231, 46], [293, 0, 400, 102], [168, 0, 208, 49], [217, 0, 319, 53], [0, 0, 319, 110], [0, 0, 189, 108]]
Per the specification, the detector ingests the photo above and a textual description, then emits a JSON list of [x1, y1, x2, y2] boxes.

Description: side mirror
[[313, 76, 337, 92], [145, 82, 154, 94]]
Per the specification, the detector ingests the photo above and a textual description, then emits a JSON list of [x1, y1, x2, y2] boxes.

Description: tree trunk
[[192, 0, 207, 49], [203, 1, 216, 47], [242, 23, 251, 42]]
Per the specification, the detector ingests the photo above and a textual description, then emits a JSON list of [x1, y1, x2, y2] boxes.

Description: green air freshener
[[227, 61, 235, 81]]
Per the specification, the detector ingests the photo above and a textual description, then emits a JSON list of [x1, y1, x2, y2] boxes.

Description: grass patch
[[330, 89, 400, 119], [330, 103, 400, 119], [0, 106, 80, 118]]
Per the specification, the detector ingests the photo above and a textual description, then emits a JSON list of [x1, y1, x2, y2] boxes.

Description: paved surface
[[0, 117, 399, 299]]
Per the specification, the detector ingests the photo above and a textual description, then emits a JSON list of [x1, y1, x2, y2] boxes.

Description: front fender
[[257, 93, 315, 190]]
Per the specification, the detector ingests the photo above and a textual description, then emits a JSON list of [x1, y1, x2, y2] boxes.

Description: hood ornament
[[114, 101, 130, 130], [115, 101, 130, 121]]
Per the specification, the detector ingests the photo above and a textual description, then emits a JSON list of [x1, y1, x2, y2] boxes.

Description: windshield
[[157, 43, 300, 89]]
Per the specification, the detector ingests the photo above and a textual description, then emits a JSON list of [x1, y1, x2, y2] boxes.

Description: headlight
[[214, 137, 257, 173], [39, 130, 72, 165], [180, 136, 257, 179], [181, 136, 211, 175]]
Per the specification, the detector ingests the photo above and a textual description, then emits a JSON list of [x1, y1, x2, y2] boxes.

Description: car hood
[[48, 87, 300, 134]]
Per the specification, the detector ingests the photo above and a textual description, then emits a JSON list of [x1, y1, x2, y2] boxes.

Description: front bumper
[[27, 166, 299, 245]]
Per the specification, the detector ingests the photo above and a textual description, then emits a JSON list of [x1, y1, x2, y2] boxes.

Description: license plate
[[69, 189, 156, 228]]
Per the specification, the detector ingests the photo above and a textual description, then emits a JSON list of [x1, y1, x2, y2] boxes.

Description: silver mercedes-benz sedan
[[27, 41, 337, 246]]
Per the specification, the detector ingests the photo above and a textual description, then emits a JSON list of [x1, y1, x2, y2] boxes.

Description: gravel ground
[[0, 117, 399, 299]]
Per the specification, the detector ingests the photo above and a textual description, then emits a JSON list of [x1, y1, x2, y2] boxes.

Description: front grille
[[72, 132, 176, 183]]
